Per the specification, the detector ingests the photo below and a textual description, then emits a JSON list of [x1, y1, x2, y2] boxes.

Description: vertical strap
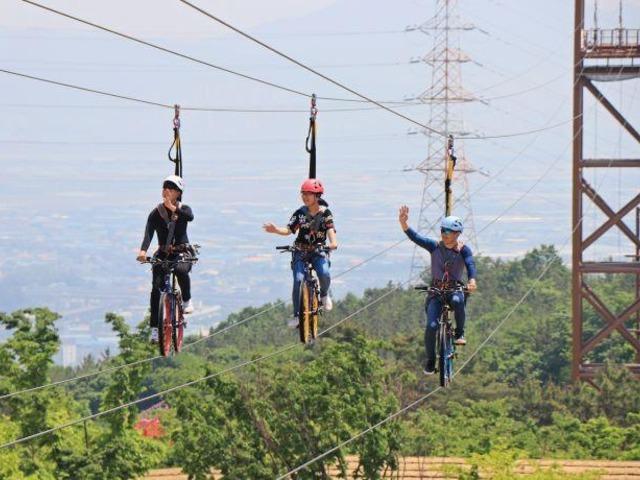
[[168, 104, 183, 177], [444, 135, 457, 217], [305, 94, 317, 179]]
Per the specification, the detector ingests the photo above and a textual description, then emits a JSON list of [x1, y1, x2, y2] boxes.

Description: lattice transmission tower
[[407, 0, 480, 278]]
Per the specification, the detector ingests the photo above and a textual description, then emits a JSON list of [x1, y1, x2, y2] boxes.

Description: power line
[[0, 131, 584, 445], [277, 60, 633, 478], [0, 236, 409, 401], [0, 69, 577, 141], [278, 131, 612, 479], [0, 105, 597, 442], [277, 241, 563, 478], [176, 0, 447, 137], [0, 279, 410, 449]]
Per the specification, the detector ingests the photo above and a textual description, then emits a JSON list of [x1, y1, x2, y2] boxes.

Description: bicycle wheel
[[310, 288, 319, 340], [172, 292, 184, 353], [158, 292, 173, 357], [299, 282, 311, 344], [438, 323, 454, 387]]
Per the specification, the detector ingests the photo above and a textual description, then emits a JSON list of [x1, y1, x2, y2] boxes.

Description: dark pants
[[424, 291, 465, 366], [149, 257, 191, 328]]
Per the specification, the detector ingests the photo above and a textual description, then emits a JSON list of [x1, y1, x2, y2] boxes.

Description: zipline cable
[[176, 0, 446, 136], [18, 0, 413, 106]]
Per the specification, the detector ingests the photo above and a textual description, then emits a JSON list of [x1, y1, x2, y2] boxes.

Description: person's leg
[[425, 296, 443, 371], [175, 271, 191, 302], [150, 265, 164, 328], [291, 253, 306, 317], [449, 291, 466, 338], [311, 254, 331, 298]]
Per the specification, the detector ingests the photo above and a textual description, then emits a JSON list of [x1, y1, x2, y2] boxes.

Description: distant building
[[61, 343, 77, 367]]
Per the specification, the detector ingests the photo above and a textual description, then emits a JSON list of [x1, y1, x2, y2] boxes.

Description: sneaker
[[454, 335, 466, 346], [287, 317, 299, 329], [183, 299, 194, 314], [151, 327, 159, 344], [423, 361, 436, 375], [321, 295, 333, 311]]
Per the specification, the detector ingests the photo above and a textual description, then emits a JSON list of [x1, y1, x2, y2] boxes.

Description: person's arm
[[264, 209, 299, 236], [263, 223, 291, 236], [398, 205, 437, 252], [461, 246, 477, 291], [326, 228, 338, 250], [137, 212, 155, 261], [177, 203, 194, 222], [324, 209, 338, 250], [404, 228, 438, 252]]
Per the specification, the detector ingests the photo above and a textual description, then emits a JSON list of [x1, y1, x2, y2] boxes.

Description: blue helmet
[[441, 215, 464, 232]]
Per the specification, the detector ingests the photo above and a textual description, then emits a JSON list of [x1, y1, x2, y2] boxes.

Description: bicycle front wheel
[[299, 282, 311, 344], [158, 292, 174, 357], [438, 323, 454, 387], [172, 292, 184, 353], [310, 287, 319, 340]]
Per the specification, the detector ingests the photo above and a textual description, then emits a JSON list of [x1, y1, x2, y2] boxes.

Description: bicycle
[[143, 246, 199, 357], [277, 244, 330, 344], [415, 284, 468, 387]]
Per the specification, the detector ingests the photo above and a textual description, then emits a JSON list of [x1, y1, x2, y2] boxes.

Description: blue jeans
[[424, 291, 465, 365], [292, 251, 331, 317]]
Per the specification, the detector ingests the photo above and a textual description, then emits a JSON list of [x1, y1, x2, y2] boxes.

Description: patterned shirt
[[287, 206, 335, 246]]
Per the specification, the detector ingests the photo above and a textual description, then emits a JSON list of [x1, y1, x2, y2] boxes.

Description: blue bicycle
[[415, 284, 468, 387]]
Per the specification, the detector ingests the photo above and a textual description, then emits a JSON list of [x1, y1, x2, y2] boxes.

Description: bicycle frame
[[416, 285, 467, 387], [144, 252, 198, 356], [277, 245, 328, 344]]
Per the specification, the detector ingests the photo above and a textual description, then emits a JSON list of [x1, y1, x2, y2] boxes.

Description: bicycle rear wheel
[[299, 282, 311, 344], [158, 292, 173, 357], [172, 292, 184, 353]]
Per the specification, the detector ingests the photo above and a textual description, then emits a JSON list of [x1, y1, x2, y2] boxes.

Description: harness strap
[[305, 94, 317, 179], [168, 104, 183, 177], [156, 203, 177, 254]]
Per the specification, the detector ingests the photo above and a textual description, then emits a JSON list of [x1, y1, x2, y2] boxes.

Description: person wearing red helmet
[[263, 178, 338, 327]]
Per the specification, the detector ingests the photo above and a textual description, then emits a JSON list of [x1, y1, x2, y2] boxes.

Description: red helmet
[[300, 178, 324, 194]]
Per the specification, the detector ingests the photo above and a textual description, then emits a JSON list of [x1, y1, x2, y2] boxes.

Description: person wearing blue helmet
[[398, 205, 477, 375]]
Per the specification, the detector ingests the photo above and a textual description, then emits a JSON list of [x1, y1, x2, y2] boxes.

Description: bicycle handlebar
[[414, 285, 469, 295], [142, 257, 199, 266], [276, 244, 332, 254]]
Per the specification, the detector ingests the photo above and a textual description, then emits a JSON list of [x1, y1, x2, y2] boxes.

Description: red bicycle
[[144, 253, 198, 356]]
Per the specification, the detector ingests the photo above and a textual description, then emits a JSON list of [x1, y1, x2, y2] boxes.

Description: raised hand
[[163, 198, 177, 212], [398, 205, 410, 231]]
